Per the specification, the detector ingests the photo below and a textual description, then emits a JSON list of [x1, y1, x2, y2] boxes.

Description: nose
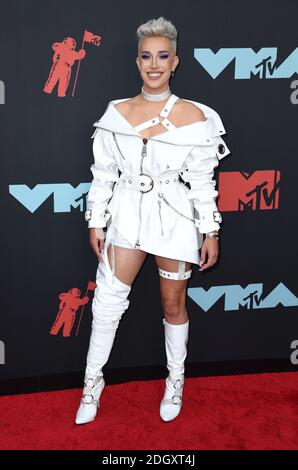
[[151, 56, 158, 68]]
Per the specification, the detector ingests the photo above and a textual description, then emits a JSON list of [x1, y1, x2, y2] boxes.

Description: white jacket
[[85, 95, 231, 267]]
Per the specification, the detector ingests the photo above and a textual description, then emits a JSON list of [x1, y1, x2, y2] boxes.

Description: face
[[136, 36, 179, 94]]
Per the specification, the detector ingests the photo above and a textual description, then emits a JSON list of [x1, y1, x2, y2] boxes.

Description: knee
[[161, 296, 185, 319]]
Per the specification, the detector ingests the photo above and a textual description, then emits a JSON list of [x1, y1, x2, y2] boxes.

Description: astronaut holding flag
[[43, 30, 101, 98]]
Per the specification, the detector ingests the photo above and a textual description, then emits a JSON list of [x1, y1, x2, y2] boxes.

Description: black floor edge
[[0, 358, 297, 396]]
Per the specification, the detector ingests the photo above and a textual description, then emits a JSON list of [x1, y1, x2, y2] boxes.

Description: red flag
[[83, 30, 101, 46], [87, 281, 97, 291]]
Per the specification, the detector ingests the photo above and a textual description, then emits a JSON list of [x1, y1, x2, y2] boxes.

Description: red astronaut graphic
[[50, 288, 89, 337], [43, 37, 86, 97], [43, 30, 101, 97]]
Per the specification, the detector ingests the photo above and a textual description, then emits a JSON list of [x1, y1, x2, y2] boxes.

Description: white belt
[[116, 173, 180, 193]]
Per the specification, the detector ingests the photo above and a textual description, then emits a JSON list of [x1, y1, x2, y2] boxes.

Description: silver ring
[[139, 173, 154, 193]]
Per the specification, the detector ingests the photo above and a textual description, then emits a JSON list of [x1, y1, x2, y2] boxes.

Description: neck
[[143, 83, 169, 93], [141, 84, 171, 102]]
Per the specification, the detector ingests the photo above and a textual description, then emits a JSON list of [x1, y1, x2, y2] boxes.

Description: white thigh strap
[[159, 261, 192, 280]]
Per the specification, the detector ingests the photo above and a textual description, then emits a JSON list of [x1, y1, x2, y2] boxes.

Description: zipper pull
[[141, 138, 148, 157]]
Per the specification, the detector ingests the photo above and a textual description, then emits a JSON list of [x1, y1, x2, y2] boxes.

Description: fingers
[[97, 229, 105, 262], [98, 238, 105, 262], [91, 239, 103, 262], [199, 255, 218, 271], [199, 240, 219, 271], [89, 228, 105, 262]]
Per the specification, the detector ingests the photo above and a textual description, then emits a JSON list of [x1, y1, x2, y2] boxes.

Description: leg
[[50, 310, 64, 335], [86, 241, 147, 376], [43, 62, 59, 94], [58, 64, 71, 97], [156, 255, 192, 325], [107, 244, 147, 286], [62, 311, 75, 337], [155, 255, 192, 422], [76, 236, 147, 424]]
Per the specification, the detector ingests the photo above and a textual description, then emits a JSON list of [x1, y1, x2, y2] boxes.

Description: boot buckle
[[82, 393, 97, 405], [171, 394, 182, 405], [173, 378, 183, 390], [82, 376, 103, 405]]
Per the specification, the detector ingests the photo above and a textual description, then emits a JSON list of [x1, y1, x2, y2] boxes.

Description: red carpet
[[0, 371, 298, 450]]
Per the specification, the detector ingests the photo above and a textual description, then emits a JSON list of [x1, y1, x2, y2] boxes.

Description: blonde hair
[[136, 16, 178, 54]]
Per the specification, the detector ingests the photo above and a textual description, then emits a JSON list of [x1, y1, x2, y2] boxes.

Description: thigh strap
[[158, 260, 192, 280]]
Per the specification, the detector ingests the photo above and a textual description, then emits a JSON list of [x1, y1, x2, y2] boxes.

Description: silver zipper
[[141, 139, 148, 157], [135, 138, 148, 246], [112, 132, 125, 159], [132, 135, 193, 246], [158, 192, 195, 222]]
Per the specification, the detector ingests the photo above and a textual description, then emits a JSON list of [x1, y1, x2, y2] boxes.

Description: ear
[[136, 56, 140, 69], [174, 55, 180, 68]]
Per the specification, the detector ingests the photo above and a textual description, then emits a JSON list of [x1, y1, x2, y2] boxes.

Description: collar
[[93, 97, 227, 146]]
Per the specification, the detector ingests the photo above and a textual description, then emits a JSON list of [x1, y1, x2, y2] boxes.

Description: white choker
[[141, 85, 171, 102]]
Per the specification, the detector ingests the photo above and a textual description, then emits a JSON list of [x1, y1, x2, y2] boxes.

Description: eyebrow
[[140, 50, 170, 54]]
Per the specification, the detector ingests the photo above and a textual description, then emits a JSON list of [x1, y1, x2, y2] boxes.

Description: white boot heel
[[75, 375, 105, 425], [160, 373, 185, 421]]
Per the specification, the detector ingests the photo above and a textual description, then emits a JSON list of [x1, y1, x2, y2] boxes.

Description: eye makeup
[[140, 51, 170, 60]]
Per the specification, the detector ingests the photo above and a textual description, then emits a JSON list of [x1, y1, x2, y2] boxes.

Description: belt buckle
[[139, 173, 154, 193]]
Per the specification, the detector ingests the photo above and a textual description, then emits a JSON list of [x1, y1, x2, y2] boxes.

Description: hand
[[199, 238, 219, 271], [89, 228, 105, 262]]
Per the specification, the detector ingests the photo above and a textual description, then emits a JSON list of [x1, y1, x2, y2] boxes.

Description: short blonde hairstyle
[[136, 16, 178, 54]]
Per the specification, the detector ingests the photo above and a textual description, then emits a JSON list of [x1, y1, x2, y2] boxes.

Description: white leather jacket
[[85, 95, 231, 267]]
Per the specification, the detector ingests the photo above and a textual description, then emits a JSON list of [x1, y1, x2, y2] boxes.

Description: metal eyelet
[[217, 143, 225, 154], [85, 210, 92, 221]]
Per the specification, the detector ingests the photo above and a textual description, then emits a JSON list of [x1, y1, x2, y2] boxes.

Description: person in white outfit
[[75, 16, 230, 425]]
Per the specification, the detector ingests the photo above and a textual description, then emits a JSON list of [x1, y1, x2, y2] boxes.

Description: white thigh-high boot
[[160, 318, 189, 422], [75, 260, 131, 425]]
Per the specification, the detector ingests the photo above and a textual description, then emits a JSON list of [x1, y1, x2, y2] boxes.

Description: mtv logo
[[193, 48, 298, 80], [218, 170, 280, 212]]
